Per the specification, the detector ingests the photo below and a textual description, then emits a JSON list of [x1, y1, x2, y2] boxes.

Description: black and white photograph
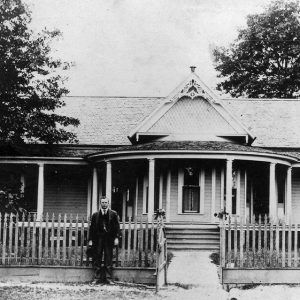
[[0, 0, 300, 299]]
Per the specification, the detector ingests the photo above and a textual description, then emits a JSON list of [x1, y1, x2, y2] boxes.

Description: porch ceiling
[[86, 141, 299, 163]]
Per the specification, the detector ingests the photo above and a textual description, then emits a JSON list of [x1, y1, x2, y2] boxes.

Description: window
[[182, 167, 200, 213]]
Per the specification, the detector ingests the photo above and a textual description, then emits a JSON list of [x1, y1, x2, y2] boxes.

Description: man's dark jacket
[[89, 209, 120, 244]]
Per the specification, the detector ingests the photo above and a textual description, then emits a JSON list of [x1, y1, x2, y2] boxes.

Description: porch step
[[165, 224, 220, 252]]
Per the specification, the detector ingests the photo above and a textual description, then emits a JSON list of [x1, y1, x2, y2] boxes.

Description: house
[[2, 67, 300, 249]]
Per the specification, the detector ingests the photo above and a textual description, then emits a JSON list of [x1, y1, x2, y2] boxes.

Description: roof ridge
[[222, 98, 300, 101], [63, 96, 165, 99]]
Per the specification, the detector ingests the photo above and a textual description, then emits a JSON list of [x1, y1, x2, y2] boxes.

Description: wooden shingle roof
[[59, 96, 300, 148]]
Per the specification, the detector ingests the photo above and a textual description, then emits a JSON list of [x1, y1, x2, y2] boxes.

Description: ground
[[1, 252, 300, 299]]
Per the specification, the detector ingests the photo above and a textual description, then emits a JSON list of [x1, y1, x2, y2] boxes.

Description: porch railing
[[0, 213, 160, 268], [220, 215, 300, 269]]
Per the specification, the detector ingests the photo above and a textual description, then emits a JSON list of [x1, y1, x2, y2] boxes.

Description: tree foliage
[[213, 0, 300, 98], [0, 0, 79, 144]]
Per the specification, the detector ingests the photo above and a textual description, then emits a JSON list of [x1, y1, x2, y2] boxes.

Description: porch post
[[148, 158, 155, 222], [91, 166, 98, 213], [286, 166, 292, 222], [106, 160, 112, 206], [269, 162, 277, 221], [226, 158, 233, 215], [166, 170, 171, 223], [37, 163, 44, 219]]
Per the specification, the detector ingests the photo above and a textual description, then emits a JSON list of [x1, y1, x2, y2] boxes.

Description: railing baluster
[[234, 216, 237, 267], [227, 217, 231, 267], [275, 219, 279, 266]]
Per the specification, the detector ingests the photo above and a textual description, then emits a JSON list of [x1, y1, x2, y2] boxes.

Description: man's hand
[[88, 240, 93, 246], [114, 238, 119, 246]]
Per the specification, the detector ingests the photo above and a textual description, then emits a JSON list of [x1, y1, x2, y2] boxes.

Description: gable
[[148, 96, 239, 137], [129, 70, 253, 144]]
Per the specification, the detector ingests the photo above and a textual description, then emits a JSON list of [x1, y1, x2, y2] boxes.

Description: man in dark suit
[[88, 197, 120, 284]]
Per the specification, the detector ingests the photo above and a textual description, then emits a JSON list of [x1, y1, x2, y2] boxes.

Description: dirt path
[[166, 251, 228, 299]]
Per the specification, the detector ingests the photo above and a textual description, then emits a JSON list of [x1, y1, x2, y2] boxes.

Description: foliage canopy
[[213, 0, 300, 98], [0, 0, 79, 144]]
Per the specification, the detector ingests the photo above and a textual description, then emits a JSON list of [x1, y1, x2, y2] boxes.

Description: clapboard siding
[[292, 170, 300, 223], [44, 166, 89, 218]]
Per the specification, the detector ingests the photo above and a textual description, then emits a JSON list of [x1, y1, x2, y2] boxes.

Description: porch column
[[226, 158, 233, 215], [148, 158, 155, 221], [286, 166, 292, 223], [269, 162, 277, 221], [37, 163, 44, 219], [91, 167, 98, 213], [106, 160, 112, 205]]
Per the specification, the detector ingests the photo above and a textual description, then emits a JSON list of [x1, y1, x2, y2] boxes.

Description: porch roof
[[86, 141, 299, 162]]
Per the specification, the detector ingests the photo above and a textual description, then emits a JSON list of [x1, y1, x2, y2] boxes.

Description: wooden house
[[2, 67, 300, 251]]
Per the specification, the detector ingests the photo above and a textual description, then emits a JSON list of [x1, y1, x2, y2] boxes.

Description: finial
[[190, 66, 196, 73]]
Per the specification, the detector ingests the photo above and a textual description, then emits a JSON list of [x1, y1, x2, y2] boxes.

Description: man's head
[[100, 197, 109, 210]]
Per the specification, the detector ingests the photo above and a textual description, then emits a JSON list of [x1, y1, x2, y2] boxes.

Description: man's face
[[100, 198, 109, 210]]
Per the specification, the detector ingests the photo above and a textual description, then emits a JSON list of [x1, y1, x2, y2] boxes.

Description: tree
[[213, 0, 300, 98], [0, 0, 79, 144]]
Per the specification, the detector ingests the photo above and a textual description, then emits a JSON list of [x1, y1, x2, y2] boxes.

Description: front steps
[[165, 223, 220, 251]]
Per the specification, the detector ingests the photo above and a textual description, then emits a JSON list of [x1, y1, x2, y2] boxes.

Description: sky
[[25, 0, 271, 97]]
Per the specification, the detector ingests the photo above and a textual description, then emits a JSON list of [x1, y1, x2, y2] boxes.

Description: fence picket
[[20, 214, 25, 263], [239, 217, 244, 268], [63, 214, 67, 264], [75, 214, 79, 266], [127, 217, 132, 263], [8, 214, 13, 262], [145, 217, 149, 267], [56, 214, 61, 262], [294, 223, 298, 267], [246, 217, 250, 267], [38, 215, 43, 264], [282, 220, 286, 268], [275, 220, 279, 266], [263, 215, 268, 267], [45, 213, 49, 264], [234, 216, 237, 267], [32, 214, 37, 264], [50, 214, 55, 263], [133, 217, 138, 267], [252, 215, 256, 267], [270, 219, 274, 267], [80, 217, 84, 266], [14, 214, 19, 263], [122, 217, 126, 266], [151, 216, 154, 256], [227, 217, 231, 267], [26, 214, 30, 264], [68, 214, 73, 265], [2, 214, 7, 264], [258, 215, 262, 254], [138, 217, 143, 267]]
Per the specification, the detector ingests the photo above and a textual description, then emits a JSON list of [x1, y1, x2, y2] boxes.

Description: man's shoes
[[104, 278, 115, 285], [91, 279, 102, 285]]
